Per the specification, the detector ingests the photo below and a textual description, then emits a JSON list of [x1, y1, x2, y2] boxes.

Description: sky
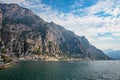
[[0, 0, 120, 50]]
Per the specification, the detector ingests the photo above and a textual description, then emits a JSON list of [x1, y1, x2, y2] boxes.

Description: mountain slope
[[0, 3, 110, 61]]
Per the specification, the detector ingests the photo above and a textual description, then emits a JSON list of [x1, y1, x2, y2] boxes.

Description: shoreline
[[0, 58, 114, 70], [0, 62, 15, 69]]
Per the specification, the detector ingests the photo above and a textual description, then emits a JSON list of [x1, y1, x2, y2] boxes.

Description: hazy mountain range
[[104, 49, 120, 60], [0, 3, 110, 62]]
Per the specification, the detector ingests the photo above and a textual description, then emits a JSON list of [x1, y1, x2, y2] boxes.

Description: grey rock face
[[0, 3, 110, 60]]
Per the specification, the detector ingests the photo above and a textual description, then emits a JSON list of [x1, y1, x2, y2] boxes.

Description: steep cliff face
[[0, 3, 110, 60], [0, 7, 2, 41]]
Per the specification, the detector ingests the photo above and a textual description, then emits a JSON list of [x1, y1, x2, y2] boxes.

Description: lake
[[0, 61, 120, 80]]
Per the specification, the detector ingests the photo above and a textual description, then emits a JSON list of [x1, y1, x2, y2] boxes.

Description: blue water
[[0, 61, 120, 80]]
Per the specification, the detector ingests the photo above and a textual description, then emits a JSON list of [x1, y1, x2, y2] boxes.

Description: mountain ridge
[[0, 3, 110, 62], [104, 49, 120, 60]]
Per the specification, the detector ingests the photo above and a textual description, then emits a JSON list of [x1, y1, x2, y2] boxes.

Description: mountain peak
[[0, 3, 110, 61]]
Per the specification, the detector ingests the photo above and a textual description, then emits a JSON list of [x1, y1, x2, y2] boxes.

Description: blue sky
[[0, 0, 120, 50]]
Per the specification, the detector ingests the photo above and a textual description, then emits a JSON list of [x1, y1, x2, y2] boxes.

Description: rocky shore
[[0, 54, 17, 69], [0, 62, 15, 69]]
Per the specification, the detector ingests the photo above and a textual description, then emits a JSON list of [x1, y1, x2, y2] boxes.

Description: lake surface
[[0, 61, 120, 80]]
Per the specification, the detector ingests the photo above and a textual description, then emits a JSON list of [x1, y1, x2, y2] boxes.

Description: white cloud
[[94, 42, 120, 50], [73, 0, 120, 17], [21, 0, 120, 50], [112, 33, 120, 37], [1, 0, 120, 50], [0, 0, 25, 4], [71, 0, 83, 9]]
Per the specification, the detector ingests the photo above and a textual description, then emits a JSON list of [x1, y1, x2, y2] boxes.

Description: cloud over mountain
[[1, 0, 120, 50]]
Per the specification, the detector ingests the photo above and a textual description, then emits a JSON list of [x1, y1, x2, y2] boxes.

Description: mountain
[[0, 3, 110, 62], [104, 49, 114, 53], [104, 49, 120, 60]]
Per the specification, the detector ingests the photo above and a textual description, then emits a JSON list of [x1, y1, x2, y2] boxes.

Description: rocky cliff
[[0, 3, 110, 61]]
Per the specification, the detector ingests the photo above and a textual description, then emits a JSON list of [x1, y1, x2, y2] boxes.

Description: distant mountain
[[104, 49, 114, 53], [104, 49, 120, 60], [0, 3, 110, 62]]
